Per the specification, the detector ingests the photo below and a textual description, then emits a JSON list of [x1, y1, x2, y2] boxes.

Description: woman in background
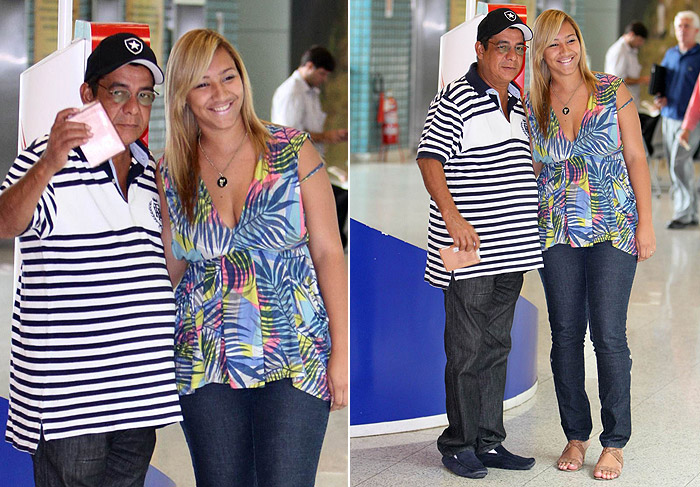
[[157, 29, 348, 487], [526, 9, 655, 481]]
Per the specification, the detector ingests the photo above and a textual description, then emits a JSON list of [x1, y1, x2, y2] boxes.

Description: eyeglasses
[[98, 83, 159, 106], [488, 41, 527, 56]]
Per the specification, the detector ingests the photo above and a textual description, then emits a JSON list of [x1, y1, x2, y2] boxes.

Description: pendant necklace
[[198, 131, 248, 188], [551, 77, 584, 115]]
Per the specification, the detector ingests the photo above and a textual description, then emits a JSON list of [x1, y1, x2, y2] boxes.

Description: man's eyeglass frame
[[97, 83, 159, 106]]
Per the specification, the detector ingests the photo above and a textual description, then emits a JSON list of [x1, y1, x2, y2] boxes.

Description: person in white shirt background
[[272, 46, 349, 248], [605, 21, 659, 171], [271, 46, 348, 155], [605, 21, 650, 102]]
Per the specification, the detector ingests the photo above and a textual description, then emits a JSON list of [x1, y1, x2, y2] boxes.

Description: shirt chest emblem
[[149, 197, 162, 230]]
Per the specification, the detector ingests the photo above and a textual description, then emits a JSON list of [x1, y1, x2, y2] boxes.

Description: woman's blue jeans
[[179, 379, 330, 487], [540, 242, 636, 448]]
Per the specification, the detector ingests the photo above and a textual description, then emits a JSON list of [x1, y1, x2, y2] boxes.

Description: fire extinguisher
[[373, 74, 400, 146], [378, 90, 399, 145]]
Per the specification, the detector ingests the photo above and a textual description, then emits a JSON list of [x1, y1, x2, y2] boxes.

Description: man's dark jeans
[[32, 427, 156, 487], [438, 271, 524, 457], [540, 242, 636, 448]]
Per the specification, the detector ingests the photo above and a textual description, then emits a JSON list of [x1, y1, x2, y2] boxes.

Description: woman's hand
[[327, 348, 348, 411], [635, 221, 656, 262]]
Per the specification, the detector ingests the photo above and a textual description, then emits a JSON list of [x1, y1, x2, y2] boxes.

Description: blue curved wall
[[350, 219, 538, 427]]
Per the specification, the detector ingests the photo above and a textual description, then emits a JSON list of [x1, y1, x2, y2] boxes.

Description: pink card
[[439, 245, 481, 271], [68, 102, 125, 167]]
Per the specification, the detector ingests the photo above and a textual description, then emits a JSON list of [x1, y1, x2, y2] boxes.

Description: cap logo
[[124, 37, 143, 55], [504, 11, 517, 22]]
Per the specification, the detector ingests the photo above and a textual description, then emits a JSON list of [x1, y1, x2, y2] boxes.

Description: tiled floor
[[350, 159, 700, 486], [0, 245, 348, 486]]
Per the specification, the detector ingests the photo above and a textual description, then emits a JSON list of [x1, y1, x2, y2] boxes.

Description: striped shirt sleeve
[[417, 87, 465, 164], [0, 136, 57, 239]]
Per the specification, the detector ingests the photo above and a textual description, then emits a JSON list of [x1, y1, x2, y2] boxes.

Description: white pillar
[[466, 0, 477, 21], [58, 0, 72, 49]]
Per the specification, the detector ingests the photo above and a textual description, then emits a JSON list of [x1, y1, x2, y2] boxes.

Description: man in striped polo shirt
[[417, 8, 543, 479], [0, 33, 182, 485]]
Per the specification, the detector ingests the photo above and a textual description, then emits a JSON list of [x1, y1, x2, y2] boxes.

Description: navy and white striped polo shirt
[[417, 63, 543, 289], [2, 135, 182, 454]]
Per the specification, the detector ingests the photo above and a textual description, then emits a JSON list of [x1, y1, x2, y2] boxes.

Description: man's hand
[[0, 107, 91, 238], [323, 128, 348, 144], [678, 128, 691, 150], [444, 210, 480, 251], [653, 96, 667, 109], [40, 108, 92, 174]]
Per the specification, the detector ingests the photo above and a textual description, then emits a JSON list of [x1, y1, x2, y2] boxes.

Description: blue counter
[[350, 219, 538, 436]]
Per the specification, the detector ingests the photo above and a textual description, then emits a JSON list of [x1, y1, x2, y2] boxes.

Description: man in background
[[272, 46, 348, 247], [655, 11, 700, 229], [271, 45, 347, 153], [605, 21, 649, 102], [605, 21, 659, 162]]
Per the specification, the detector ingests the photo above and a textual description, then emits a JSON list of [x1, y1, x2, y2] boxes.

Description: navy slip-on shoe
[[476, 445, 535, 470], [667, 219, 689, 229], [442, 450, 488, 479]]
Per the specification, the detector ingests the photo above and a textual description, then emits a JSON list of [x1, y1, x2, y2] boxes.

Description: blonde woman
[[157, 29, 348, 486], [525, 9, 655, 480]]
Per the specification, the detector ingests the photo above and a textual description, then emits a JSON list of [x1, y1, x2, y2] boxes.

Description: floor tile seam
[[684, 471, 700, 486], [629, 362, 700, 410], [521, 464, 561, 485], [626, 309, 663, 328], [352, 440, 463, 485], [350, 465, 392, 487], [527, 372, 554, 395], [350, 442, 428, 485], [350, 437, 433, 451]]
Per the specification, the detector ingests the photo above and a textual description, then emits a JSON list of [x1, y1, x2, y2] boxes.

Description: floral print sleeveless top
[[161, 125, 330, 400], [525, 73, 638, 256]]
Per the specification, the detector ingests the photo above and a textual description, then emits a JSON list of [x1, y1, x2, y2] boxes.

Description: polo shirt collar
[[118, 140, 149, 189], [465, 62, 521, 114], [676, 43, 700, 56], [95, 139, 150, 200], [128, 139, 150, 168]]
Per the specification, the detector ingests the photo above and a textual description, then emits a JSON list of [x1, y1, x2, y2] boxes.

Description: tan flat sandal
[[593, 447, 623, 480], [557, 439, 590, 471]]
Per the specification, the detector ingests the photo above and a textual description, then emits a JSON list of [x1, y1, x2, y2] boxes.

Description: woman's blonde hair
[[164, 29, 270, 222], [529, 9, 598, 136]]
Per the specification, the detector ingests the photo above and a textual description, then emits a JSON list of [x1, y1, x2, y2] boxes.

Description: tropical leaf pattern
[[525, 73, 638, 256], [162, 125, 330, 400]]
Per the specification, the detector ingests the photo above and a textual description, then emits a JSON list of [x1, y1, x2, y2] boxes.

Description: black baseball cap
[[477, 8, 533, 43], [84, 32, 164, 85]]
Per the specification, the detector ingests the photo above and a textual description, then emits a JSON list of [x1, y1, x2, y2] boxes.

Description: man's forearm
[[417, 157, 460, 220], [0, 158, 54, 238], [417, 157, 480, 249], [308, 131, 326, 143]]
